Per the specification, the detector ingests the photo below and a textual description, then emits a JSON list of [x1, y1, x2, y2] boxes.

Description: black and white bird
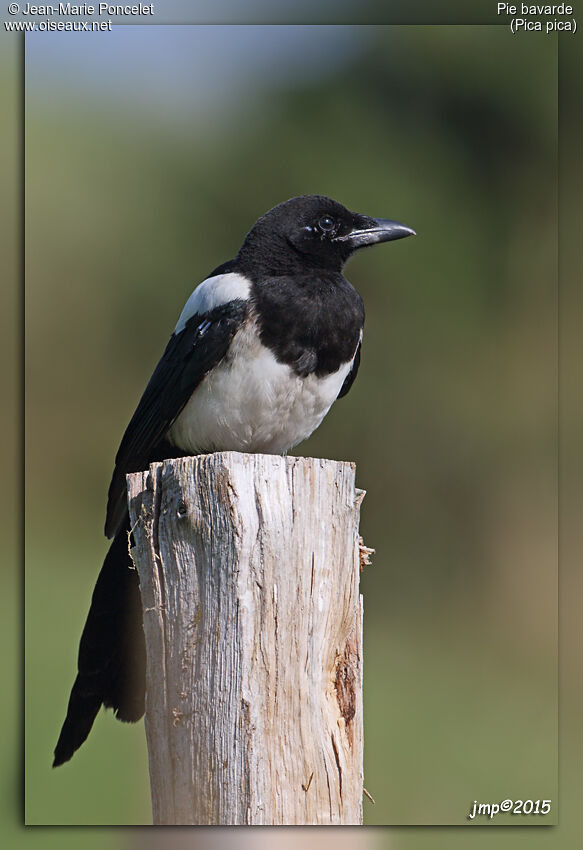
[[53, 194, 415, 766]]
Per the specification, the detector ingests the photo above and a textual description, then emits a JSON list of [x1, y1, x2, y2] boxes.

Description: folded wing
[[105, 298, 249, 538]]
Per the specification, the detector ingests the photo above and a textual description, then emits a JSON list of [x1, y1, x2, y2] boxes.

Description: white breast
[[167, 319, 353, 455]]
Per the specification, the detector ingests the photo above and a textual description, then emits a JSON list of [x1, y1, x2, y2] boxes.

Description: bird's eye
[[318, 215, 336, 233]]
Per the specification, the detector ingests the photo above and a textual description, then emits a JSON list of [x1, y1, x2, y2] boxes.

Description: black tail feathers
[[53, 527, 146, 767]]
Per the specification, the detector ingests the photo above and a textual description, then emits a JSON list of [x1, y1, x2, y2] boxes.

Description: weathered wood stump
[[127, 452, 365, 825]]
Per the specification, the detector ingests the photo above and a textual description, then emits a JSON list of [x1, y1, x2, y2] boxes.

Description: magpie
[[53, 194, 415, 767]]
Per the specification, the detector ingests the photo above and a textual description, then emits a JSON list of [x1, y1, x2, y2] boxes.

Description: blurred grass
[[13, 22, 562, 833], [25, 538, 151, 825]]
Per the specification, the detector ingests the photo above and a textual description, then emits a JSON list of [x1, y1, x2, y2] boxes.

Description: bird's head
[[238, 195, 415, 275]]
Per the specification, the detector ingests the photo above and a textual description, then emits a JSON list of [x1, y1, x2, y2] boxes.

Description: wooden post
[[127, 452, 365, 826]]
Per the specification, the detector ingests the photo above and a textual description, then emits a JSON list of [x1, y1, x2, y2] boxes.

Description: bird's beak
[[338, 217, 416, 250]]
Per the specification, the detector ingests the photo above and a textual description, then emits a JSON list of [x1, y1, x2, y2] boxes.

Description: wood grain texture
[[127, 452, 364, 825]]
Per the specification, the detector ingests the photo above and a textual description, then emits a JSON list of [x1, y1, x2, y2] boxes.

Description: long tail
[[53, 524, 146, 767]]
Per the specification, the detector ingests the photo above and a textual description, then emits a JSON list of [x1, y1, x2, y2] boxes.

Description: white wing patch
[[174, 272, 251, 334]]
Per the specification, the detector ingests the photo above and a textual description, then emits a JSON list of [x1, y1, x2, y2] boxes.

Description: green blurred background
[[4, 11, 570, 844]]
